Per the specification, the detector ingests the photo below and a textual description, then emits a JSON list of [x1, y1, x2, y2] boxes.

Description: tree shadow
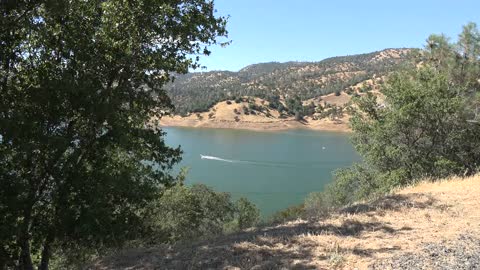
[[92, 217, 411, 270], [340, 193, 438, 215], [92, 195, 435, 269]]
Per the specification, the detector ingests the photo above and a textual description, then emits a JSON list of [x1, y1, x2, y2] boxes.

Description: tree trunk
[[18, 208, 34, 270], [0, 246, 7, 270], [38, 231, 55, 270], [18, 237, 33, 270]]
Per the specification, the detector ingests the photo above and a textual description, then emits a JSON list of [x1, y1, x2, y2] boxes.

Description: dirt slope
[[91, 175, 480, 270]]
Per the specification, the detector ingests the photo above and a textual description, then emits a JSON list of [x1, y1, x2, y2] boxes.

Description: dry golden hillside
[[92, 174, 480, 270]]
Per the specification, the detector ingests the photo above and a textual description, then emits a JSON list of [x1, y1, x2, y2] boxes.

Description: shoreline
[[158, 117, 352, 133]]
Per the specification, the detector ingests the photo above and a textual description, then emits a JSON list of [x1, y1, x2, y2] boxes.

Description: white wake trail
[[200, 155, 235, 163], [199, 154, 318, 168]]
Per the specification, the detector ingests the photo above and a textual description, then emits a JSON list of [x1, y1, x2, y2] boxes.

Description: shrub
[[304, 192, 334, 218], [242, 105, 250, 115], [235, 198, 260, 229], [149, 185, 207, 242], [269, 204, 305, 224], [235, 97, 243, 103], [147, 184, 260, 243]]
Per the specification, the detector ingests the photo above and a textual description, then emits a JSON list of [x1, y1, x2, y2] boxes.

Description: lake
[[163, 127, 360, 217]]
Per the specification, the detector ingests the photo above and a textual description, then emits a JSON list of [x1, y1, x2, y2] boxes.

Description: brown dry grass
[[92, 174, 480, 270]]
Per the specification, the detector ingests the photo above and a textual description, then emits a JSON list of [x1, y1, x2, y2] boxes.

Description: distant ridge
[[165, 48, 416, 114]]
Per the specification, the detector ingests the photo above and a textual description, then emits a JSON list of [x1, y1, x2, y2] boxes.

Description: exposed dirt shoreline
[[158, 116, 352, 133]]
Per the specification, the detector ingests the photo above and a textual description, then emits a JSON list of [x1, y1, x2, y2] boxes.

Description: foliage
[[269, 204, 305, 224], [0, 0, 227, 268], [148, 184, 235, 243], [351, 67, 480, 182], [148, 184, 259, 242], [235, 198, 260, 230], [326, 23, 480, 206]]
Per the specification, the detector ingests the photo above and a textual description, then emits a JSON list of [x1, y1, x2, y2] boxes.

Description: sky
[[195, 0, 480, 71]]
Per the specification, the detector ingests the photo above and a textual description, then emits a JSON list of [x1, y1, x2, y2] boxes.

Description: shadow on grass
[[93, 216, 412, 270], [340, 193, 438, 215], [92, 194, 441, 269]]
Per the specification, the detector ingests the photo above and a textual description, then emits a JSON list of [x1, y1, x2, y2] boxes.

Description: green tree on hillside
[[328, 23, 480, 205], [0, 0, 227, 268]]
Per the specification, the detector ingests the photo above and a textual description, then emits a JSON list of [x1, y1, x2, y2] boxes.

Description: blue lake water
[[164, 127, 360, 217]]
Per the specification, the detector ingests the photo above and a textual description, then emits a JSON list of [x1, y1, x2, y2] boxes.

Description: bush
[[147, 184, 260, 243], [242, 105, 250, 115], [304, 192, 333, 218], [249, 103, 263, 112], [351, 67, 480, 184], [269, 204, 305, 224], [148, 184, 234, 242], [149, 185, 207, 242], [235, 198, 260, 229]]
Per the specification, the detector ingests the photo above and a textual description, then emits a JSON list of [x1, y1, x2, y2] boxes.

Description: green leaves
[[146, 184, 258, 243], [329, 23, 480, 206], [234, 197, 260, 230], [0, 0, 227, 267]]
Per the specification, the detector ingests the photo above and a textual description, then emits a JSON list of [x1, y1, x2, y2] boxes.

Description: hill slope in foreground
[[92, 175, 480, 270]]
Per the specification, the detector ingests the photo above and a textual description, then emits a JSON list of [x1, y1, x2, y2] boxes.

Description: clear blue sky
[[197, 0, 480, 71]]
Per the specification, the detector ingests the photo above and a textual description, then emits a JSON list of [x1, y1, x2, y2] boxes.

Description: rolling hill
[[165, 48, 416, 115]]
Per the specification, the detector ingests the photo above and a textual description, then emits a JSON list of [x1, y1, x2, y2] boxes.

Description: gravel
[[370, 234, 480, 270]]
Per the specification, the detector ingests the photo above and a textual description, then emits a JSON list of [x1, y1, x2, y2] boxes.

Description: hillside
[[165, 48, 415, 115], [92, 174, 480, 269], [158, 93, 353, 132]]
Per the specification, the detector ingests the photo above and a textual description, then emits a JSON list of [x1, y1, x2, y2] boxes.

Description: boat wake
[[200, 154, 322, 168], [200, 155, 235, 163]]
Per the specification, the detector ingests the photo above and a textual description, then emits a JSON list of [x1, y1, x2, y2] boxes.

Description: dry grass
[[92, 174, 480, 270]]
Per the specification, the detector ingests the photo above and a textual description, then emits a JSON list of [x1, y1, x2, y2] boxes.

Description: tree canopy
[[329, 23, 480, 205], [0, 0, 227, 269]]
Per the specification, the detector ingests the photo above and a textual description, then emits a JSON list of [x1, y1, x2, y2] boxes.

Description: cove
[[163, 127, 361, 217]]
